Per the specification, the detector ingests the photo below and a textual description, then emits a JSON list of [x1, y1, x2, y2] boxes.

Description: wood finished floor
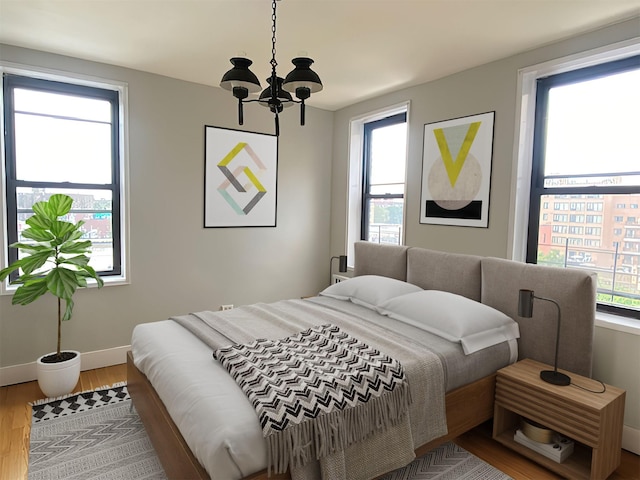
[[1, 363, 638, 480]]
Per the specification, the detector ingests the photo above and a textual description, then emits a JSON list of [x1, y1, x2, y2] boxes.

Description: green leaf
[[60, 255, 90, 267], [22, 226, 54, 242], [12, 272, 38, 284], [47, 194, 73, 217], [31, 202, 54, 222], [51, 220, 77, 239], [26, 211, 53, 229], [0, 260, 24, 281], [8, 243, 52, 253], [18, 251, 52, 275], [77, 265, 104, 287], [46, 268, 78, 299], [64, 230, 84, 243], [12, 278, 49, 305], [62, 297, 75, 321], [59, 240, 92, 254]]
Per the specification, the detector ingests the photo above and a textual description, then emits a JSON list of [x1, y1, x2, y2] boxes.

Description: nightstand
[[493, 359, 626, 480]]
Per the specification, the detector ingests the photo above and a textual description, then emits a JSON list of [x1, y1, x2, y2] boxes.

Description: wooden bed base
[[127, 351, 496, 480]]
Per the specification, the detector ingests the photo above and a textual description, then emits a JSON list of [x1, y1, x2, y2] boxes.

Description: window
[[526, 54, 640, 318], [361, 113, 407, 244], [346, 104, 409, 263], [2, 71, 127, 288]]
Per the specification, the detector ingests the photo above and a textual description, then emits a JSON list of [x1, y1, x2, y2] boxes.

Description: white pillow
[[377, 290, 520, 354], [319, 275, 423, 310]]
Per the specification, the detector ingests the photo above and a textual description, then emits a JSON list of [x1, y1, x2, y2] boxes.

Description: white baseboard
[[0, 345, 130, 387], [623, 424, 640, 456]]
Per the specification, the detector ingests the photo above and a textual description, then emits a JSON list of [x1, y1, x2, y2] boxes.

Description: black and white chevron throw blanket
[[213, 324, 412, 474]]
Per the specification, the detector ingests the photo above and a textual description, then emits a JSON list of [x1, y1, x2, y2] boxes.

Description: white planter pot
[[36, 350, 81, 398]]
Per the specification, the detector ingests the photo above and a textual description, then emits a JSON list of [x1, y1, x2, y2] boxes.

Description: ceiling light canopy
[[219, 0, 323, 136]]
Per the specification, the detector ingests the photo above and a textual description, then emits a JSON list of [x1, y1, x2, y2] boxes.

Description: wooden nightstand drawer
[[496, 375, 601, 446], [493, 359, 626, 480]]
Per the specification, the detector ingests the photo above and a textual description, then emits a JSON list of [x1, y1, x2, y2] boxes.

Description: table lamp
[[518, 289, 571, 386]]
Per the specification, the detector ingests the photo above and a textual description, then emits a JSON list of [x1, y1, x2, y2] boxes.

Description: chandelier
[[219, 0, 323, 136]]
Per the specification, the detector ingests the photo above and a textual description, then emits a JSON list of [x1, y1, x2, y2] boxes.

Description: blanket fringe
[[267, 382, 412, 474]]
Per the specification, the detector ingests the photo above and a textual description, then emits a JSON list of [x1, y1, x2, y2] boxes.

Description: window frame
[[360, 112, 407, 243], [1, 64, 130, 293], [345, 102, 409, 265], [523, 52, 640, 319]]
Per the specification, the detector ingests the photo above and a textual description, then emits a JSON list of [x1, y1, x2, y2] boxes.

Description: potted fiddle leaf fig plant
[[0, 194, 103, 397]]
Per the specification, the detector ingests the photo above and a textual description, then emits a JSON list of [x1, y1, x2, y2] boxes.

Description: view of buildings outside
[[16, 189, 114, 273], [537, 193, 640, 312], [366, 198, 403, 245], [533, 62, 640, 314]]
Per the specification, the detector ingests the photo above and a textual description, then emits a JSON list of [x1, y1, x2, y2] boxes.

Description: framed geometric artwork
[[204, 126, 278, 228], [420, 111, 495, 227]]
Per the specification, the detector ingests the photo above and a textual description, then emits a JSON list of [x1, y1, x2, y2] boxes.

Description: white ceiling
[[1, 1, 639, 111]]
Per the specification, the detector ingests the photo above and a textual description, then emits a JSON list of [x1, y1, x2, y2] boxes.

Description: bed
[[127, 241, 597, 480]]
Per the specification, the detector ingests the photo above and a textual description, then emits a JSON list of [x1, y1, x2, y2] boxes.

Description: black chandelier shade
[[219, 57, 262, 94], [219, 0, 322, 135], [283, 57, 323, 94]]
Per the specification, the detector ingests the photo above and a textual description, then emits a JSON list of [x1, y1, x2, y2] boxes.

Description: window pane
[[544, 69, 640, 181], [536, 193, 640, 313], [369, 123, 407, 185], [14, 113, 113, 183], [365, 198, 403, 245], [16, 187, 114, 272], [14, 88, 111, 122]]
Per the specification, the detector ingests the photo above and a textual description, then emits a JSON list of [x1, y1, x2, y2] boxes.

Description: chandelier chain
[[270, 0, 278, 71]]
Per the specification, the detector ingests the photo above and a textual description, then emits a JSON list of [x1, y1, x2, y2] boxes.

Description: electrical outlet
[[220, 304, 234, 311]]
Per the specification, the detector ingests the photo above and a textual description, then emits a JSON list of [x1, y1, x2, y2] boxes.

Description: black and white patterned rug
[[29, 384, 511, 480], [29, 384, 166, 480]]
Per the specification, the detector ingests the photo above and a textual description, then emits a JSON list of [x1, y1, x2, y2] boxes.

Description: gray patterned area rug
[[29, 384, 510, 480], [29, 384, 166, 480], [381, 442, 512, 480]]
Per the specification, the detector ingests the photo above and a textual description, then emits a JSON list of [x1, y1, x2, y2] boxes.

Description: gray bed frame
[[128, 241, 598, 479]]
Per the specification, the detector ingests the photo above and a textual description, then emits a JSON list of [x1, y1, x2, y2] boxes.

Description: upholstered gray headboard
[[353, 241, 597, 377]]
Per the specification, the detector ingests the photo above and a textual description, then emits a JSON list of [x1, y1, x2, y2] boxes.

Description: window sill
[[595, 312, 640, 336], [1, 275, 128, 296]]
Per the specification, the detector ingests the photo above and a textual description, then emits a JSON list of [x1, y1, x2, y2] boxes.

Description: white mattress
[[131, 298, 517, 479], [132, 320, 268, 480]]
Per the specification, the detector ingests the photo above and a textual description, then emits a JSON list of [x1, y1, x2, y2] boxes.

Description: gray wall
[[0, 44, 334, 367], [330, 18, 640, 433]]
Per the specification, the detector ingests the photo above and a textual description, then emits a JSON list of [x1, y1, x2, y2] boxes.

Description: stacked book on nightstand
[[514, 418, 575, 463]]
